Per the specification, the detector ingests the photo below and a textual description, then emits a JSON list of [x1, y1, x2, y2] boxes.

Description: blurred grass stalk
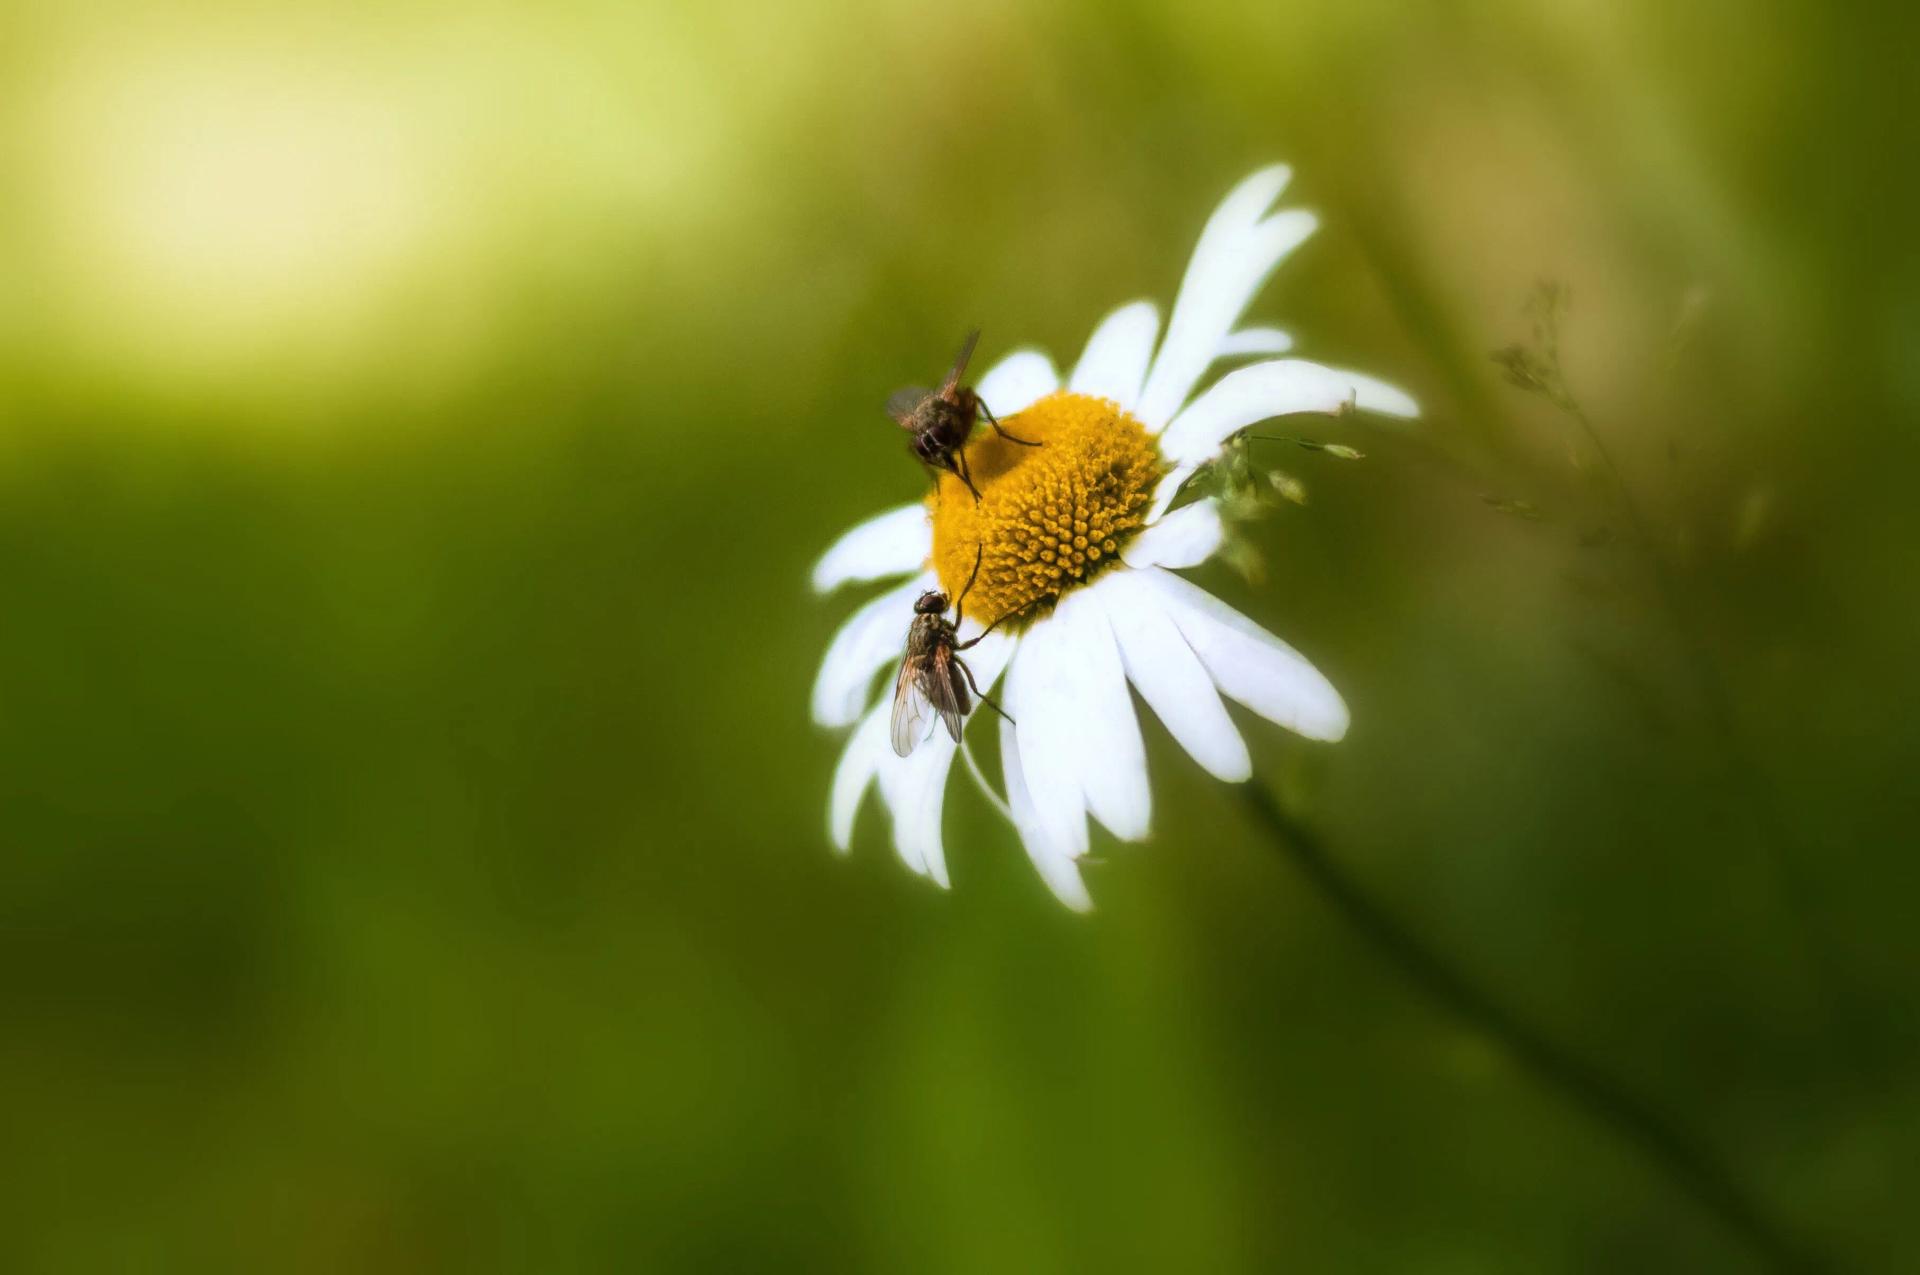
[[1488, 283, 1876, 1077], [1241, 784, 1820, 1274]]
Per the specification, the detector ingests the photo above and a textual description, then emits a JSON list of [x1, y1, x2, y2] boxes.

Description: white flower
[[810, 166, 1418, 910]]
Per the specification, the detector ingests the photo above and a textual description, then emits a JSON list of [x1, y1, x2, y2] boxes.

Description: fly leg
[[956, 656, 1014, 725], [953, 448, 983, 502], [922, 445, 979, 504], [951, 545, 983, 626], [913, 442, 947, 505], [980, 399, 1039, 447], [956, 608, 1016, 650]]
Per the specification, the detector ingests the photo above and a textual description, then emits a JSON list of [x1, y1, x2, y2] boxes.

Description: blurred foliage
[[1, 0, 1917, 1270]]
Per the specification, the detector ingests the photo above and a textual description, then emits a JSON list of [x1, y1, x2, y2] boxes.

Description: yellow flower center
[[930, 391, 1164, 626]]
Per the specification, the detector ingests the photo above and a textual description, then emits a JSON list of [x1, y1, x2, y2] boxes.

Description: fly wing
[[927, 646, 971, 744], [885, 386, 932, 425], [940, 329, 981, 396], [890, 658, 934, 758]]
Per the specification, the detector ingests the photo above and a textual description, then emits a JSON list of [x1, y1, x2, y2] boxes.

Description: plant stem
[[1564, 402, 1871, 1069], [1239, 782, 1823, 1274]]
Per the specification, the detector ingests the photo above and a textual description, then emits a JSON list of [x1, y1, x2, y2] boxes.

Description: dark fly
[[891, 546, 1018, 757], [886, 329, 1039, 502]]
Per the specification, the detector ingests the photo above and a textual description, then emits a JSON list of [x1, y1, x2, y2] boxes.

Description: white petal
[[1052, 587, 1151, 840], [1004, 620, 1089, 861], [810, 573, 932, 727], [1096, 570, 1251, 782], [875, 723, 951, 881], [1067, 301, 1159, 410], [871, 630, 1017, 888], [974, 349, 1060, 419], [1316, 365, 1420, 418], [830, 700, 891, 851], [1218, 327, 1293, 356], [1157, 359, 1420, 468], [1144, 464, 1198, 524], [1122, 498, 1222, 570], [811, 504, 930, 593], [953, 631, 1021, 823], [1136, 167, 1317, 429], [1142, 568, 1349, 741], [958, 628, 1018, 700], [957, 735, 1013, 823], [1001, 715, 1093, 911]]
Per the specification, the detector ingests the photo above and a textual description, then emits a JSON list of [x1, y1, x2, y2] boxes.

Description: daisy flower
[[810, 166, 1417, 910]]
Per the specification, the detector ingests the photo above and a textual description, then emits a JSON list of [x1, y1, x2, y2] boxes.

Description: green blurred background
[[2, 0, 1916, 1269]]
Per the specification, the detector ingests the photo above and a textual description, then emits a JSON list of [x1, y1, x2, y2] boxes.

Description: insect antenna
[[950, 544, 984, 625]]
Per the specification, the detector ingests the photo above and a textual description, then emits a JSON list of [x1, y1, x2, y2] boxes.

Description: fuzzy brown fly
[[891, 546, 1019, 757], [886, 329, 1039, 502]]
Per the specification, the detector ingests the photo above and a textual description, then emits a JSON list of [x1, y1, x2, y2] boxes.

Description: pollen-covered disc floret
[[930, 392, 1163, 626]]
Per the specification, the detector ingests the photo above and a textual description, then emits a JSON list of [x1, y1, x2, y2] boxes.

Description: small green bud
[[1221, 488, 1265, 522], [1269, 471, 1309, 506], [1219, 536, 1266, 585], [1244, 434, 1362, 459]]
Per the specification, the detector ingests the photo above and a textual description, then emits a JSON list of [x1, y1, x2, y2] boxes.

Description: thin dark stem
[[1239, 783, 1824, 1274], [1564, 402, 1870, 1068], [1565, 401, 1782, 832]]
